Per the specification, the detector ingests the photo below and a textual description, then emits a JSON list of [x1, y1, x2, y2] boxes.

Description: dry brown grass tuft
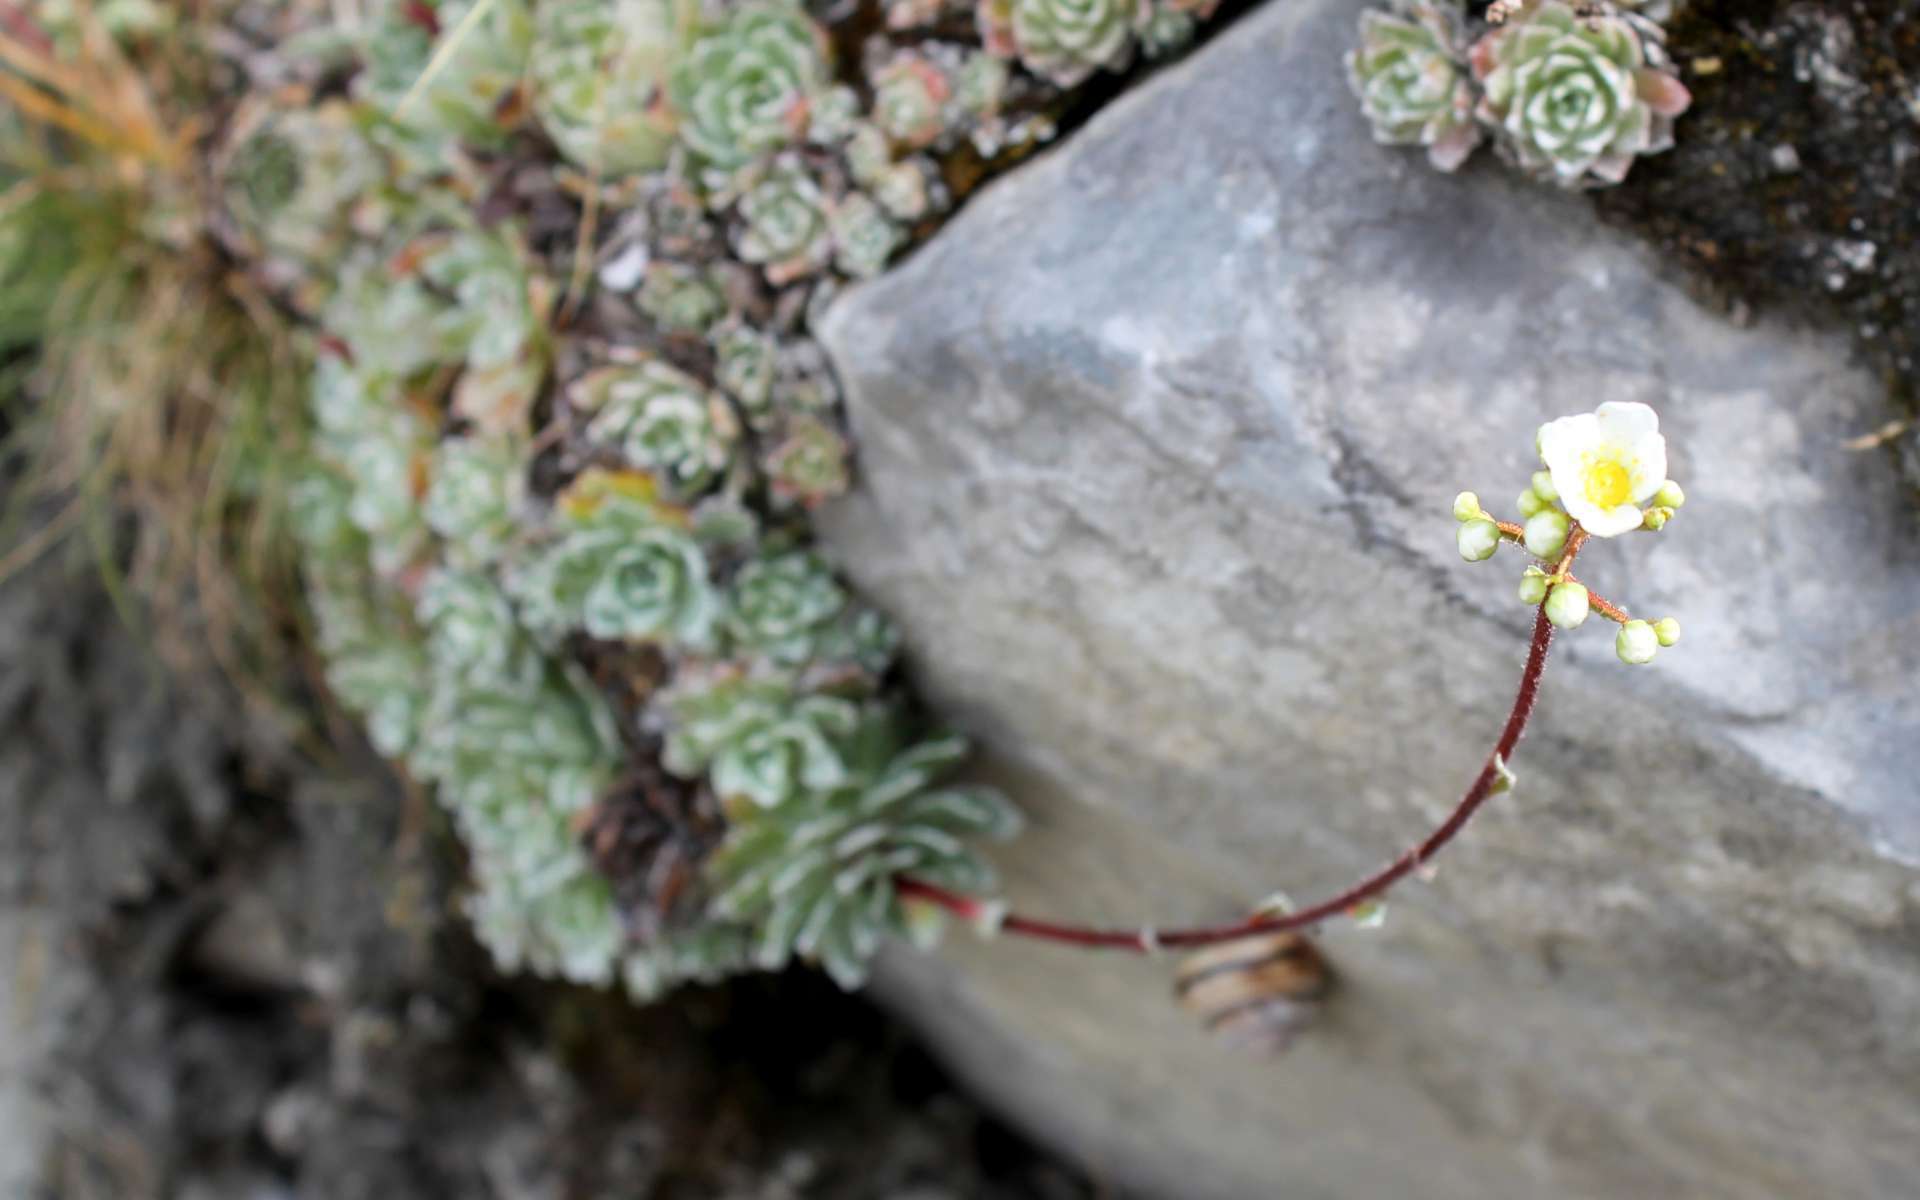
[[1, 2, 313, 721]]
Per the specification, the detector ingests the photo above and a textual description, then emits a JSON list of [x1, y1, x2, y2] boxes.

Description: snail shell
[[1174, 931, 1332, 1052]]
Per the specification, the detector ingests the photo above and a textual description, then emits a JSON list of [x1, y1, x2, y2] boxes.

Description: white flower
[[1537, 401, 1668, 538]]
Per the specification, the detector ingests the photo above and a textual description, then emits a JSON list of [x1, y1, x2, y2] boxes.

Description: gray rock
[[815, 1, 1920, 1196]]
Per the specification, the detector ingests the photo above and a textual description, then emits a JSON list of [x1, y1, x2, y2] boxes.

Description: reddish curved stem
[[897, 537, 1578, 952]]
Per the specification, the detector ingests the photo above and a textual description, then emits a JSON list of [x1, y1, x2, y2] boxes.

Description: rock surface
[[816, 1, 1920, 1196]]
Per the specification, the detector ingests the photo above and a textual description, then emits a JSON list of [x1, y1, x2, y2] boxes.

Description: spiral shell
[[1174, 931, 1332, 1052]]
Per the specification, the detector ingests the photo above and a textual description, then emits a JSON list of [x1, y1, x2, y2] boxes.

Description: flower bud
[[1653, 617, 1681, 647], [1544, 580, 1589, 629], [1523, 509, 1570, 559], [1530, 469, 1558, 503], [1517, 488, 1546, 518], [1653, 480, 1685, 509], [1641, 507, 1669, 531], [1452, 491, 1483, 523], [1616, 619, 1659, 665], [1457, 517, 1501, 562], [1517, 568, 1548, 606]]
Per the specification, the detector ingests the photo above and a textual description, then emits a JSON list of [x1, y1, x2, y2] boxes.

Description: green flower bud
[[1641, 507, 1669, 531], [1523, 509, 1570, 560], [1517, 568, 1549, 606], [1653, 480, 1685, 508], [1452, 490, 1482, 523], [1544, 580, 1590, 629], [1616, 619, 1659, 665], [1653, 617, 1681, 647], [1530, 469, 1558, 503], [1457, 517, 1500, 562], [1517, 488, 1545, 518]]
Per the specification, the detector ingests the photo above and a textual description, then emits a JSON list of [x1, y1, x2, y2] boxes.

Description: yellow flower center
[[1581, 453, 1633, 509]]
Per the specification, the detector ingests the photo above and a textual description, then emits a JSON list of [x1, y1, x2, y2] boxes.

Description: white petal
[[1595, 400, 1659, 442], [1538, 412, 1600, 511], [1581, 503, 1645, 538], [1626, 430, 1668, 504]]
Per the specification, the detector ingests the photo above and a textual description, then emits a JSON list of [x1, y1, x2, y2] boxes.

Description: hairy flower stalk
[[900, 600, 1566, 950], [901, 403, 1693, 950]]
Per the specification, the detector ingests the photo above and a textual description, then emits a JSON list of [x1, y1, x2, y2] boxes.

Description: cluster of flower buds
[[1453, 401, 1685, 665]]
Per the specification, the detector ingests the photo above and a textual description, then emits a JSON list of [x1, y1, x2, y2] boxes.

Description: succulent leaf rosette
[[710, 322, 778, 419], [872, 55, 953, 149], [311, 580, 432, 758], [724, 551, 849, 666], [511, 472, 724, 650], [421, 229, 544, 375], [359, 0, 534, 149], [733, 158, 834, 284], [1135, 6, 1197, 59], [531, 0, 681, 176], [710, 721, 1021, 987], [828, 192, 905, 280], [1345, 2, 1483, 172], [1469, 1, 1690, 187], [424, 434, 527, 569], [637, 262, 728, 335], [221, 101, 383, 277], [668, 4, 834, 172], [762, 414, 853, 507], [415, 569, 538, 689], [416, 669, 619, 823], [806, 84, 863, 145], [982, 0, 1137, 88], [571, 362, 740, 497], [660, 671, 862, 810]]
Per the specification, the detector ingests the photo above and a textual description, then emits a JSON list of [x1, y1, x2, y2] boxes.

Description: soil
[[1592, 0, 1920, 491], [0, 545, 1093, 1200]]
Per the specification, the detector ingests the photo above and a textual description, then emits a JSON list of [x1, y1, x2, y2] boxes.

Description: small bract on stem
[[901, 402, 1695, 953]]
